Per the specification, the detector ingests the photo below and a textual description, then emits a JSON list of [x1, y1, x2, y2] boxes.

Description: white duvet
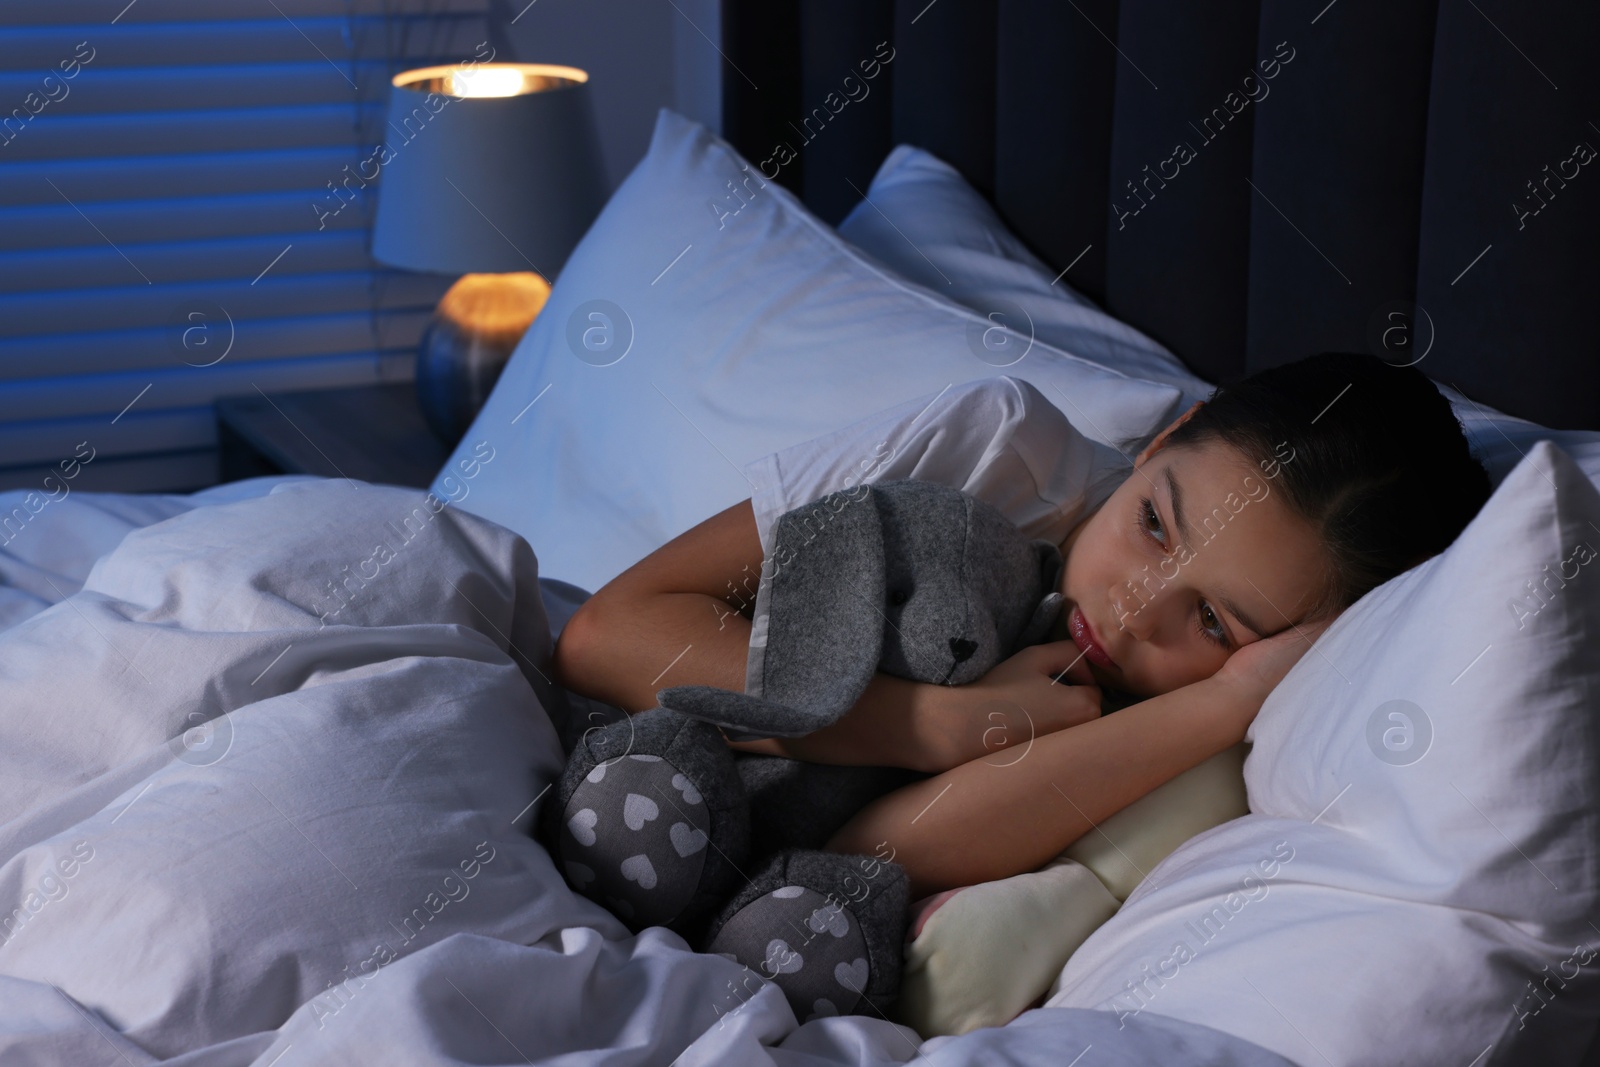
[[0, 478, 1293, 1066]]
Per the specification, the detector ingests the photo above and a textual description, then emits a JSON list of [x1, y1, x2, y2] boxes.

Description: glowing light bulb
[[450, 68, 525, 98]]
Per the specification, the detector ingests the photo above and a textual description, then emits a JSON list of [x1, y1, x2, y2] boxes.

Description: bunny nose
[[949, 637, 978, 662]]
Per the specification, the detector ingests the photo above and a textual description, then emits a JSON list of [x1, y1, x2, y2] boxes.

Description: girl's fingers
[[1027, 640, 1097, 683]]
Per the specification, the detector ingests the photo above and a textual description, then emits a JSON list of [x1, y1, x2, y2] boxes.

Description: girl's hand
[[1213, 617, 1333, 705], [919, 641, 1102, 773]]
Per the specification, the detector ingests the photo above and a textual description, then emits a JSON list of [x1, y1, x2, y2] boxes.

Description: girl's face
[[1052, 408, 1332, 698]]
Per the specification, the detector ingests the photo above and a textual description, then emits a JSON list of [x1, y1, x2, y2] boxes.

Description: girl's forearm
[[725, 672, 943, 772], [823, 675, 1252, 900], [553, 591, 750, 712], [554, 591, 939, 772]]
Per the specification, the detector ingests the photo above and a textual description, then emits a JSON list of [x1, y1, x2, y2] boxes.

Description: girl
[[549, 351, 1490, 975]]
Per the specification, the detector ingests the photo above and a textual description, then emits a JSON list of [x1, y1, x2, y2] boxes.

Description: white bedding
[[0, 475, 324, 632], [0, 477, 1294, 1065]]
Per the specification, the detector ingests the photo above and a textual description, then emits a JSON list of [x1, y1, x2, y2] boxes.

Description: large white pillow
[[1048, 441, 1600, 1066], [431, 110, 1183, 593], [835, 144, 1213, 409]]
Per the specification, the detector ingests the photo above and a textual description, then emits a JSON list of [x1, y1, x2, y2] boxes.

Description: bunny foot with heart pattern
[[541, 707, 751, 940], [539, 708, 911, 1017], [701, 846, 909, 1021]]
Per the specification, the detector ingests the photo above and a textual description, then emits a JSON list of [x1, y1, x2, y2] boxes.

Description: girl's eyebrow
[[1162, 467, 1268, 640], [1217, 594, 1265, 640], [1164, 468, 1193, 547]]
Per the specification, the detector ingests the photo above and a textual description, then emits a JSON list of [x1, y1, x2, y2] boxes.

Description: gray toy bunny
[[540, 479, 1065, 1022]]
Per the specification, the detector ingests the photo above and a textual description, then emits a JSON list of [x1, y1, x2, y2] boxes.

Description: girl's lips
[[1068, 604, 1117, 672]]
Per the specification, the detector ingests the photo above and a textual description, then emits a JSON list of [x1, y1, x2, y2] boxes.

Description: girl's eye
[[1139, 495, 1227, 648], [1137, 497, 1166, 546], [1197, 601, 1229, 648]]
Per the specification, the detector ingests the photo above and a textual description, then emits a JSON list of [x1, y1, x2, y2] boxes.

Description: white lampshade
[[371, 63, 608, 278]]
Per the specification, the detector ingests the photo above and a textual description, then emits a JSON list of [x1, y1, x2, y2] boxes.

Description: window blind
[[0, 0, 493, 492]]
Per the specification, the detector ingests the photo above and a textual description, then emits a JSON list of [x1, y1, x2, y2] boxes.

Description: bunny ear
[[743, 485, 887, 735], [1016, 539, 1066, 649]]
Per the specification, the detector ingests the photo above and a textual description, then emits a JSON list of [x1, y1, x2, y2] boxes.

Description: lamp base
[[416, 271, 550, 445]]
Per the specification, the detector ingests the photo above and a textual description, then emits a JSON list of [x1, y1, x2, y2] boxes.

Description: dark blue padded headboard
[[719, 0, 1600, 431]]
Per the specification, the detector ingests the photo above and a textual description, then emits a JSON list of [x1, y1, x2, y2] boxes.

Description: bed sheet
[[0, 477, 1294, 1066]]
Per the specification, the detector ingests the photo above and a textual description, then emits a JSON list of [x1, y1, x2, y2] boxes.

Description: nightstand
[[214, 383, 450, 490]]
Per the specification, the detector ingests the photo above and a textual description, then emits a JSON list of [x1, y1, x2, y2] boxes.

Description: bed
[[1, 3, 1598, 1064]]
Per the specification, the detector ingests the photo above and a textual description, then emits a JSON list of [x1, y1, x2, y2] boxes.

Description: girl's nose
[[1112, 583, 1157, 641]]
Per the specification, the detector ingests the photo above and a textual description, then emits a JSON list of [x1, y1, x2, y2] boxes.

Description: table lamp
[[372, 62, 607, 444]]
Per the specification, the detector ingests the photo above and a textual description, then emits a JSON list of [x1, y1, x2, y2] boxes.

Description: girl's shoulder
[[744, 375, 1120, 550]]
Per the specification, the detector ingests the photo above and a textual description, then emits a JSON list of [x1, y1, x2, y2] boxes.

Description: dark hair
[[1163, 351, 1491, 618]]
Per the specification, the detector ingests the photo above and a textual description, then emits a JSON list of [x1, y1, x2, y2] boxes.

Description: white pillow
[[431, 110, 1183, 594], [835, 144, 1213, 409], [832, 141, 1600, 489], [1048, 441, 1600, 1066], [1441, 382, 1600, 488]]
